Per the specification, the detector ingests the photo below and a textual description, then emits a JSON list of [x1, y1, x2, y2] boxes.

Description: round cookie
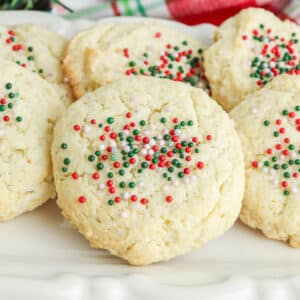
[[230, 74, 300, 247], [63, 22, 208, 99], [0, 59, 65, 221], [52, 77, 244, 265], [204, 8, 300, 111], [0, 24, 71, 106]]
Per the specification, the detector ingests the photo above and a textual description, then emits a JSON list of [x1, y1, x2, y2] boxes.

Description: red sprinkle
[[72, 172, 79, 180], [166, 195, 173, 203], [78, 196, 86, 203], [197, 161, 205, 169]]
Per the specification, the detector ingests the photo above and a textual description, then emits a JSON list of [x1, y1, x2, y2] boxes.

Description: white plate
[[0, 11, 300, 300]]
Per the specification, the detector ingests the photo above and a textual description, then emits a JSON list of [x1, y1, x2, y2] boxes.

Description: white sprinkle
[[263, 167, 269, 173], [124, 146, 130, 152], [99, 144, 105, 151], [292, 187, 298, 194], [280, 155, 285, 160], [110, 141, 117, 147], [291, 152, 297, 158], [163, 128, 168, 134], [138, 181, 144, 187], [121, 211, 128, 219], [150, 139, 156, 146], [141, 149, 147, 155], [191, 175, 197, 181], [252, 108, 257, 114], [179, 133, 185, 139], [175, 129, 181, 135], [164, 185, 169, 192], [173, 180, 179, 186], [145, 144, 151, 150], [121, 141, 127, 147], [123, 130, 129, 136], [0, 129, 4, 136], [83, 125, 91, 133], [98, 183, 105, 190], [123, 192, 129, 200], [184, 177, 190, 184], [258, 162, 263, 168], [157, 134, 162, 139], [273, 179, 279, 186], [270, 169, 276, 176], [144, 130, 150, 136], [148, 149, 154, 155], [159, 140, 165, 146], [150, 124, 156, 130]]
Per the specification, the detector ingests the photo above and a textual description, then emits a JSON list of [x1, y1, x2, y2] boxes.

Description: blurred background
[[0, 0, 299, 25]]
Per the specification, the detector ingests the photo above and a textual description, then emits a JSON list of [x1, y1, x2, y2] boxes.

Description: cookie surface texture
[[0, 59, 65, 221], [52, 77, 244, 265], [230, 74, 300, 247], [63, 22, 208, 99], [204, 8, 300, 111]]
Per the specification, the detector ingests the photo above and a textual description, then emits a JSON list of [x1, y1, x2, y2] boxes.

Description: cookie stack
[[1, 7, 299, 265]]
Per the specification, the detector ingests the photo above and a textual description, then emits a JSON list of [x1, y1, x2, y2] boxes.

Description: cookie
[[52, 77, 244, 265], [63, 22, 208, 99], [204, 8, 300, 111], [230, 74, 300, 247], [0, 24, 71, 105], [0, 59, 65, 221]]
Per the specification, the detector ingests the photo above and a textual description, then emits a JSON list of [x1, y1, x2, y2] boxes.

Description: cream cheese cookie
[[63, 22, 208, 99], [230, 74, 300, 247], [52, 77, 244, 265], [0, 24, 71, 105], [204, 8, 300, 111], [0, 59, 65, 221]]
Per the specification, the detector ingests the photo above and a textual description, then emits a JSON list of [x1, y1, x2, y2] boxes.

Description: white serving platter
[[0, 11, 300, 300]]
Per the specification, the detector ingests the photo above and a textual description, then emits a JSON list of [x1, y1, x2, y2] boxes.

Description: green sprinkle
[[129, 61, 136, 67], [5, 82, 12, 90], [27, 56, 34, 61], [163, 134, 170, 141], [141, 162, 148, 168], [187, 120, 193, 126], [107, 172, 114, 178], [88, 155, 95, 162], [282, 109, 289, 116], [295, 105, 300, 111], [62, 167, 67, 173], [182, 40, 188, 46], [168, 167, 174, 173], [139, 120, 146, 126], [28, 46, 34, 52], [160, 147, 167, 153], [128, 182, 135, 188], [119, 169, 125, 176], [123, 162, 130, 168], [295, 159, 300, 165], [61, 143, 68, 149], [8, 92, 15, 99], [289, 144, 295, 150], [97, 163, 104, 170], [273, 131, 279, 137], [264, 161, 270, 167], [106, 117, 114, 124], [119, 181, 126, 188], [63, 158, 70, 165], [273, 164, 279, 170], [7, 103, 13, 109], [263, 120, 270, 126], [163, 173, 168, 178], [98, 123, 103, 128], [110, 155, 116, 161], [271, 156, 277, 162], [282, 164, 288, 169], [95, 150, 101, 156], [283, 190, 289, 196], [108, 200, 114, 206], [160, 117, 167, 123], [0, 105, 5, 112], [284, 172, 290, 178], [178, 172, 184, 178]]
